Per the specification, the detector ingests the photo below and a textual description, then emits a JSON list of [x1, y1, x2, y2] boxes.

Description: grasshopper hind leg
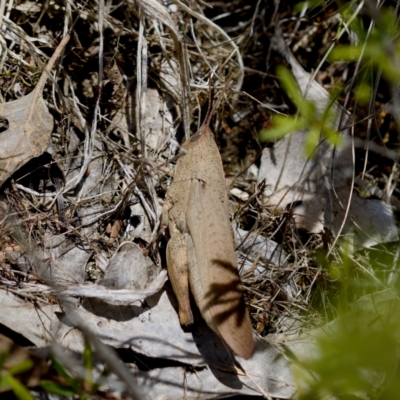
[[166, 232, 193, 326]]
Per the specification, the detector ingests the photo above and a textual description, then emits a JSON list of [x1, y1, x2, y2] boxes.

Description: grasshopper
[[162, 119, 255, 360]]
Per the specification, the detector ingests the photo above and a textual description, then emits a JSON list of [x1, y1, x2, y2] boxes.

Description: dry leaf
[[0, 287, 296, 398], [56, 271, 167, 306], [108, 219, 123, 244], [236, 228, 289, 268], [258, 32, 399, 248], [0, 35, 70, 187]]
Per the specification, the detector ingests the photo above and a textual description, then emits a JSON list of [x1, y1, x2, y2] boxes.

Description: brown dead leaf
[[107, 219, 123, 244], [0, 35, 70, 187]]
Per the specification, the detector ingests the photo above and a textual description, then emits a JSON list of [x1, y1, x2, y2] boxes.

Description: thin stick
[[0, 0, 6, 30], [34, 34, 70, 96]]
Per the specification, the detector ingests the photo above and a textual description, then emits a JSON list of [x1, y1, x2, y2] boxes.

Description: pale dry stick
[[29, 33, 71, 113], [0, 0, 6, 30], [248, 0, 262, 38], [240, 251, 262, 278], [250, 303, 268, 313], [144, 172, 163, 226], [0, 279, 51, 293], [136, 8, 148, 158], [170, 0, 244, 92], [275, 299, 309, 313], [244, 285, 274, 300], [240, 90, 287, 115], [361, 111, 373, 180], [50, 74, 63, 114], [15, 184, 57, 197], [194, 92, 203, 131], [385, 162, 398, 201], [4, 0, 11, 21], [190, 82, 225, 90], [0, 35, 7, 76], [63, 0, 71, 36], [1, 288, 50, 303], [245, 373, 273, 400], [133, 186, 157, 224]]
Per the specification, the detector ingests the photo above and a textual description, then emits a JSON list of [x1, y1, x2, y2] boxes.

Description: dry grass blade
[[171, 0, 245, 92], [135, 0, 190, 138]]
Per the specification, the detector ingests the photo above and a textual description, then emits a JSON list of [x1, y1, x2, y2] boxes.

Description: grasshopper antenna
[[202, 71, 230, 129]]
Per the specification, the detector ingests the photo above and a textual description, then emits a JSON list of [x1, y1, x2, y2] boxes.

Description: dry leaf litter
[[0, 1, 399, 399]]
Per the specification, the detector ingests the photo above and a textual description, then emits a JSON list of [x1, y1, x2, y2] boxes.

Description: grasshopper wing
[[186, 178, 254, 359]]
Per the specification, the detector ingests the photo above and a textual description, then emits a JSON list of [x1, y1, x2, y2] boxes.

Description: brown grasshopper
[[162, 115, 255, 360]]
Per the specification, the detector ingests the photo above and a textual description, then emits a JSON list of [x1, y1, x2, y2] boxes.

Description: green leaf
[[354, 82, 371, 105], [294, 0, 322, 13], [8, 360, 33, 376], [304, 126, 320, 158], [277, 66, 314, 118], [340, 4, 365, 39], [0, 372, 11, 391], [2, 373, 34, 400], [375, 8, 400, 37], [259, 115, 305, 141], [0, 351, 9, 368], [50, 357, 76, 389], [83, 342, 93, 372], [378, 55, 400, 82], [41, 380, 76, 396], [323, 127, 341, 147], [83, 342, 94, 389], [330, 45, 363, 62], [276, 66, 305, 112]]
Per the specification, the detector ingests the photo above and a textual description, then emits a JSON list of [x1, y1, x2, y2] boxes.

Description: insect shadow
[[202, 259, 248, 328], [190, 259, 250, 389]]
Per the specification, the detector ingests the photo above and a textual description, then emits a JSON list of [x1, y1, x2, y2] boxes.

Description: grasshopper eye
[[175, 218, 187, 233], [190, 131, 202, 142]]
